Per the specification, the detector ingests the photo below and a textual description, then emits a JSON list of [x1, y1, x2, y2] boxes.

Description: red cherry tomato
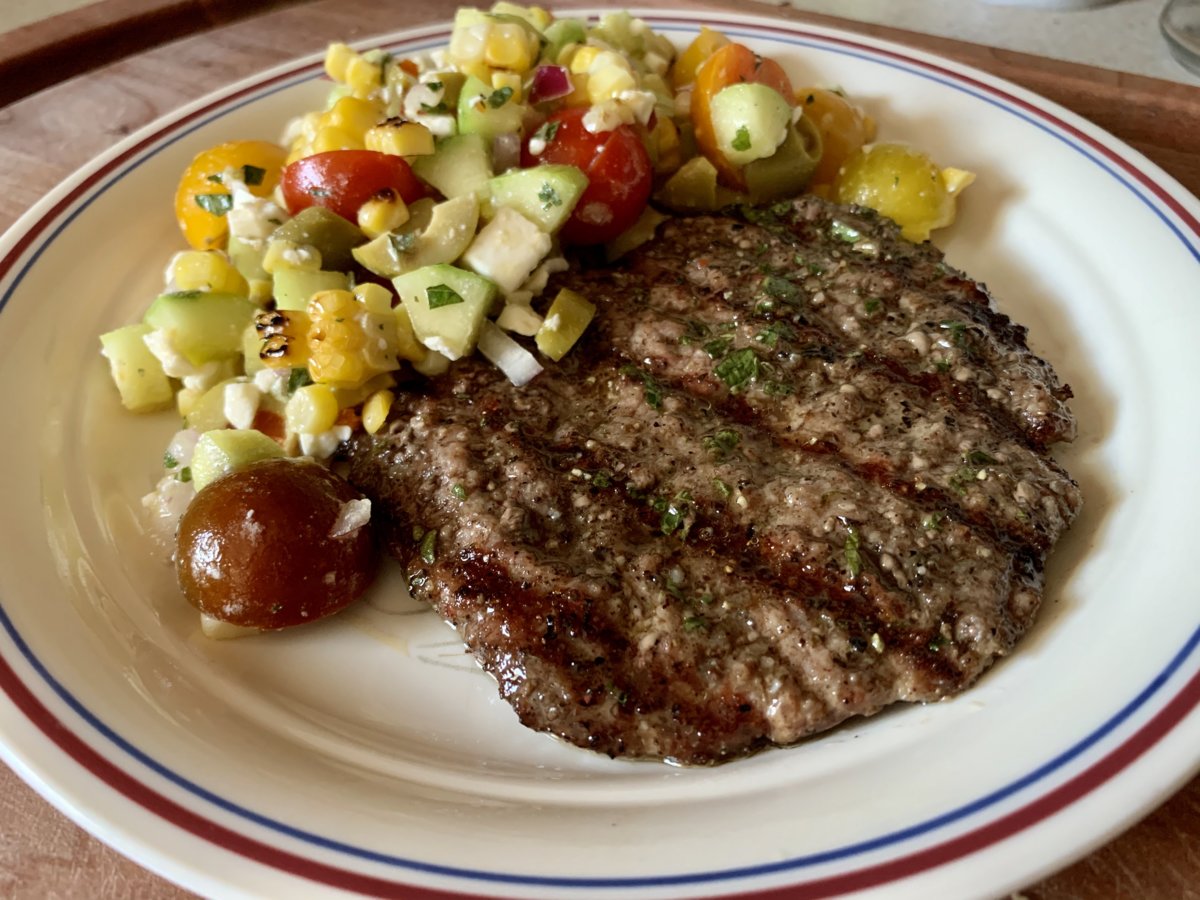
[[522, 108, 653, 245], [280, 150, 427, 222]]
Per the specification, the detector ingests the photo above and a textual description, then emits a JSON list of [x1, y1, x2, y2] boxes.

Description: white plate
[[1, 10, 1199, 899]]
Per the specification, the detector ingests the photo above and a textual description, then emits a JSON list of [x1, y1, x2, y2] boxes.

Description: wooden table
[[2, 1, 1198, 896]]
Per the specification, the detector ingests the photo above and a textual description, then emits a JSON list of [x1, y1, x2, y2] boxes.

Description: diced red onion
[[492, 132, 522, 173], [528, 65, 572, 105], [477, 321, 543, 386]]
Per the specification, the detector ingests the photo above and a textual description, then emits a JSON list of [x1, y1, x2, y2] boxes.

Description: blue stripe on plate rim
[[1, 14, 1198, 894]]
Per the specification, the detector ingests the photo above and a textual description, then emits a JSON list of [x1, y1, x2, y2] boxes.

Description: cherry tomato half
[[691, 43, 795, 191], [522, 107, 653, 245], [280, 150, 427, 222]]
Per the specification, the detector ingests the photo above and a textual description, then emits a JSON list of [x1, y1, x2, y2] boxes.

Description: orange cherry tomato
[[174, 140, 287, 251], [691, 43, 795, 191], [796, 87, 876, 187]]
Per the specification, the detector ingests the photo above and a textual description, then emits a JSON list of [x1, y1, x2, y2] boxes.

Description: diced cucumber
[[270, 207, 365, 271], [484, 165, 588, 233], [190, 429, 285, 492], [353, 195, 480, 278], [227, 234, 268, 281], [272, 268, 350, 311], [461, 206, 550, 294], [143, 291, 256, 365], [99, 323, 173, 412], [392, 264, 498, 360], [412, 133, 493, 201], [457, 75, 525, 141], [709, 82, 793, 168], [541, 18, 586, 63], [742, 117, 823, 203], [185, 377, 240, 432], [535, 288, 596, 361]]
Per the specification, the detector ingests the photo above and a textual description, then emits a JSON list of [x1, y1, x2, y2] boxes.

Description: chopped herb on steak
[[344, 195, 1081, 766]]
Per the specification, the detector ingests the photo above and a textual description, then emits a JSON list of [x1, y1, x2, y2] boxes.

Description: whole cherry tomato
[[522, 107, 653, 245], [280, 150, 427, 222], [691, 43, 795, 191]]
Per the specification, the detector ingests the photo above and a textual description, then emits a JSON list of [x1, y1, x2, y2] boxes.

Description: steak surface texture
[[345, 196, 1082, 765]]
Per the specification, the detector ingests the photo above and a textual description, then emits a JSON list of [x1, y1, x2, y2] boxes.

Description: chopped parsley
[[591, 470, 611, 489], [712, 477, 733, 499], [731, 126, 752, 152], [964, 449, 997, 466], [658, 499, 689, 536], [619, 364, 663, 409], [163, 452, 178, 469], [844, 527, 862, 578], [702, 336, 732, 359], [755, 322, 795, 346], [486, 86, 514, 108], [176, 466, 193, 484], [286, 367, 313, 394], [419, 528, 438, 565], [426, 284, 464, 309], [389, 231, 417, 255], [194, 193, 232, 216], [921, 511, 946, 531], [864, 297, 882, 314], [702, 428, 740, 457], [451, 484, 468, 501], [714, 348, 758, 392], [420, 100, 451, 114], [538, 182, 562, 210], [240, 164, 266, 186], [760, 274, 800, 303], [683, 615, 707, 632], [531, 120, 560, 146]]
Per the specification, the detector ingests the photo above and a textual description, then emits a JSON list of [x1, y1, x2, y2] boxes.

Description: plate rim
[[2, 8, 1200, 898]]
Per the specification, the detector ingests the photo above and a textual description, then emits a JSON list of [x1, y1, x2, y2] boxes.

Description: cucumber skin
[[484, 165, 589, 234], [143, 291, 257, 365], [412, 134, 493, 201]]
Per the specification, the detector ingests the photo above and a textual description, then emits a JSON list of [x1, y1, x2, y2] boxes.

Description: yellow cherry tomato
[[833, 142, 975, 243], [174, 140, 288, 250], [671, 26, 730, 90], [796, 87, 875, 188]]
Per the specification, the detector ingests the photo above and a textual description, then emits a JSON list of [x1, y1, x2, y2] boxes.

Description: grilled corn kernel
[[167, 250, 248, 295], [324, 43, 357, 82], [285, 383, 339, 435], [568, 46, 600, 74], [262, 239, 322, 274], [307, 289, 400, 388], [353, 282, 393, 314], [312, 125, 364, 154], [587, 63, 637, 105], [484, 23, 536, 71], [490, 70, 523, 102], [362, 388, 395, 434], [356, 190, 410, 239], [255, 308, 312, 369], [326, 95, 382, 139], [346, 55, 383, 97], [363, 120, 435, 156]]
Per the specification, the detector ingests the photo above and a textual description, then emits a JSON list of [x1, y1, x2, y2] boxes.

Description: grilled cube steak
[[345, 196, 1082, 765]]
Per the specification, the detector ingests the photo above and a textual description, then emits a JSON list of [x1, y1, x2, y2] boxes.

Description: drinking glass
[[1162, 0, 1200, 76]]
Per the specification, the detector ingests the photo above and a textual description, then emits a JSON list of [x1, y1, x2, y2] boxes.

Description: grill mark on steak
[[643, 199, 1076, 448], [344, 195, 1079, 764], [558, 260, 1079, 556]]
